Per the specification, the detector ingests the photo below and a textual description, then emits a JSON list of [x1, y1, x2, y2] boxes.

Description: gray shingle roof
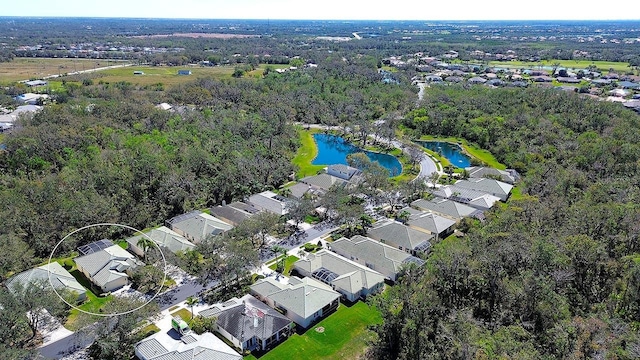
[[299, 173, 346, 190], [411, 198, 477, 220], [293, 250, 385, 293], [199, 295, 291, 343], [431, 185, 501, 208], [74, 245, 139, 289], [454, 178, 513, 200], [127, 226, 195, 254], [167, 211, 233, 243], [406, 211, 456, 235], [330, 235, 424, 279], [465, 166, 516, 184], [250, 277, 340, 319], [135, 332, 241, 360], [6, 262, 86, 298], [209, 204, 253, 226], [367, 219, 433, 252]]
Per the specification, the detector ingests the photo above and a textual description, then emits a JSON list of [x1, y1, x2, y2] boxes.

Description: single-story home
[[126, 226, 195, 256], [166, 211, 233, 243], [326, 164, 360, 181], [292, 249, 386, 302], [14, 93, 49, 105], [248, 191, 290, 216], [465, 166, 517, 184], [209, 201, 258, 226], [431, 185, 501, 210], [135, 330, 241, 360], [367, 219, 433, 255], [454, 178, 513, 201], [25, 80, 48, 87], [177, 69, 192, 75], [250, 276, 341, 329], [410, 198, 481, 221], [6, 262, 86, 302], [329, 235, 425, 282], [199, 294, 292, 352], [299, 173, 347, 191], [405, 210, 457, 240], [74, 243, 142, 293]]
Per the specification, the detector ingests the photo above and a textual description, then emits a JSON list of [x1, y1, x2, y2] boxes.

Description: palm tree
[[186, 296, 198, 320], [271, 245, 287, 274], [137, 237, 155, 261]]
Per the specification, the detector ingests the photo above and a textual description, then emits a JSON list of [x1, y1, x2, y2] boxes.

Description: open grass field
[[247, 301, 381, 360], [0, 57, 129, 83], [488, 59, 632, 73], [292, 128, 325, 179]]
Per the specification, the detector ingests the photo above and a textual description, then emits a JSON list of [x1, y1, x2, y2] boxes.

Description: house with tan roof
[[405, 210, 457, 240], [250, 276, 341, 329], [74, 243, 142, 293], [126, 226, 195, 256], [367, 219, 433, 255], [292, 249, 385, 302]]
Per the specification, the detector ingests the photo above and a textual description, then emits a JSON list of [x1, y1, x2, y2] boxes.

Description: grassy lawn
[[170, 308, 194, 321], [292, 128, 325, 179], [269, 255, 299, 276], [418, 135, 505, 169], [247, 301, 381, 360], [65, 269, 114, 330], [0, 57, 128, 83], [509, 184, 524, 201], [488, 59, 632, 73]]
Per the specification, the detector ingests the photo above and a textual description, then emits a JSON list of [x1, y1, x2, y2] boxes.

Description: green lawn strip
[[268, 255, 299, 276], [509, 184, 524, 201], [65, 268, 114, 330], [170, 308, 194, 321], [252, 301, 381, 360], [292, 128, 325, 179], [488, 59, 631, 73]]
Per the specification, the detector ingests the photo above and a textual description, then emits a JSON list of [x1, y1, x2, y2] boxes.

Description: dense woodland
[[0, 19, 640, 359], [370, 86, 640, 359]]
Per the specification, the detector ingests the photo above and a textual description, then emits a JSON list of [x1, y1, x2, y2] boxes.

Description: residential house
[[250, 276, 340, 329], [299, 173, 347, 191], [126, 226, 195, 257], [25, 80, 48, 88], [14, 93, 49, 105], [330, 235, 424, 282], [74, 244, 142, 293], [286, 182, 314, 199], [367, 219, 433, 255], [177, 69, 192, 75], [166, 211, 233, 243], [410, 198, 481, 221], [135, 331, 241, 360], [431, 185, 501, 210], [292, 250, 385, 302], [248, 191, 289, 216], [465, 166, 517, 184], [405, 210, 457, 240], [199, 294, 292, 352], [468, 77, 487, 84], [454, 178, 513, 201], [210, 201, 258, 226], [326, 164, 360, 181], [6, 262, 86, 302]]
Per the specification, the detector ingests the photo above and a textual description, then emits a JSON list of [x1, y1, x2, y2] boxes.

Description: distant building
[[133, 71, 145, 75], [177, 70, 192, 75], [24, 80, 48, 87]]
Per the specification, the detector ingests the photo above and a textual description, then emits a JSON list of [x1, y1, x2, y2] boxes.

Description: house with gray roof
[[248, 191, 289, 216], [431, 185, 501, 210], [292, 249, 385, 302], [330, 235, 424, 282], [6, 262, 86, 302], [405, 210, 457, 240], [126, 226, 195, 257], [287, 182, 313, 199], [166, 211, 233, 243], [326, 164, 360, 181], [74, 244, 142, 293], [411, 198, 481, 221], [367, 219, 433, 255], [135, 330, 241, 360], [199, 294, 292, 352], [465, 166, 517, 184], [299, 173, 347, 191], [209, 202, 256, 226], [454, 178, 513, 201], [250, 276, 340, 329]]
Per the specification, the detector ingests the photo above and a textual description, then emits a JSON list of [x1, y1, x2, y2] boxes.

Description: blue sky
[[3, 0, 639, 20]]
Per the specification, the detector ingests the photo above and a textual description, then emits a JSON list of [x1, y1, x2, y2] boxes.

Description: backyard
[[246, 301, 381, 360]]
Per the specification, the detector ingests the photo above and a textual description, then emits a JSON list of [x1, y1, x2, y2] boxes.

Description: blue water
[[312, 134, 402, 177], [418, 141, 471, 168]]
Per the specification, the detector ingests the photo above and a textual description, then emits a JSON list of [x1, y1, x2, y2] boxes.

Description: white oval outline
[[48, 223, 167, 317]]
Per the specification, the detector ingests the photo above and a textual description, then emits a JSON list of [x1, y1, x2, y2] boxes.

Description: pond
[[312, 133, 402, 177], [418, 141, 471, 168]]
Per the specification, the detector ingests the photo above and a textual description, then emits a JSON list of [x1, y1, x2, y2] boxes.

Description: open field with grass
[[292, 128, 325, 179], [247, 301, 381, 360], [0, 57, 129, 83], [488, 59, 632, 73]]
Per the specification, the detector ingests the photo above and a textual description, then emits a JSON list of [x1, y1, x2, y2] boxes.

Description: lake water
[[418, 141, 471, 168], [312, 133, 402, 177]]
